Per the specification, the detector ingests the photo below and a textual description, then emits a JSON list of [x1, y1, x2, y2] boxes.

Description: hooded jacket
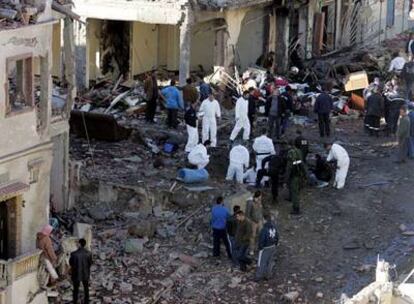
[[258, 221, 279, 250], [36, 232, 57, 264]]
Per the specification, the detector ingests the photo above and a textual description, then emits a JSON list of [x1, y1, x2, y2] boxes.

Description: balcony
[[0, 250, 41, 288]]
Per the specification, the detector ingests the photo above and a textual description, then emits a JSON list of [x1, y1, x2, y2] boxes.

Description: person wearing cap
[[36, 224, 58, 285], [324, 142, 350, 189], [397, 105, 411, 163], [230, 91, 251, 143]]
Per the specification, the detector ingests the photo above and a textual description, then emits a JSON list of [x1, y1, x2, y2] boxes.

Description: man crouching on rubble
[[255, 213, 279, 282]]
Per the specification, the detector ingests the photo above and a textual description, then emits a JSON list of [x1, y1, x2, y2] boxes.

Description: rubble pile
[[0, 0, 45, 29]]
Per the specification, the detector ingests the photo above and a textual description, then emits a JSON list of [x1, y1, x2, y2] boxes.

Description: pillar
[[306, 0, 319, 59], [63, 16, 76, 114], [267, 7, 276, 54], [275, 8, 290, 73], [74, 17, 88, 90], [214, 28, 226, 68], [224, 9, 247, 73], [179, 9, 194, 86], [335, 0, 343, 49]]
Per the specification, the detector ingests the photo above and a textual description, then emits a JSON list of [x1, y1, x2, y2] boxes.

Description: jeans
[[167, 109, 178, 128], [73, 280, 89, 304], [212, 228, 232, 258], [317, 113, 330, 137], [234, 245, 251, 271]]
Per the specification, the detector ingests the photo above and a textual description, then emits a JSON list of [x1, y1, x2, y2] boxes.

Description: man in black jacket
[[255, 213, 279, 282], [364, 86, 384, 136], [314, 86, 333, 137], [70, 239, 93, 304], [248, 87, 257, 133]]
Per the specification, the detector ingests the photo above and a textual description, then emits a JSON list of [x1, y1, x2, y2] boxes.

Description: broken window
[[6, 56, 34, 115], [0, 197, 22, 260]]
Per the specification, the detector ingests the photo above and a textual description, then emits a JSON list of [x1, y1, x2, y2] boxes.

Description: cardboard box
[[344, 71, 369, 92]]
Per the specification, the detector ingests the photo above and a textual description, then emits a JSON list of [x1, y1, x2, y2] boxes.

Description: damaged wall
[[190, 20, 215, 72], [131, 21, 159, 76]]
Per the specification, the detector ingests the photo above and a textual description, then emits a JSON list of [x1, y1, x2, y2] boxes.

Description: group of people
[[211, 193, 279, 281], [36, 224, 93, 303]]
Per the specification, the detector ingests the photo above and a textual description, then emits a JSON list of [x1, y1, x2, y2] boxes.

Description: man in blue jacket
[[314, 85, 333, 137], [211, 196, 232, 258], [255, 213, 279, 282], [160, 79, 183, 129]]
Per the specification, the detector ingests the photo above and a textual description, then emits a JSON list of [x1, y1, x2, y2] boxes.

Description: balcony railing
[[0, 250, 41, 287]]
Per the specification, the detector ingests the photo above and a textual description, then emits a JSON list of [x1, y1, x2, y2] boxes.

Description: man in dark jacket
[[70, 239, 93, 304], [314, 88, 333, 137], [211, 197, 232, 258], [255, 213, 279, 282], [401, 57, 414, 100], [234, 211, 253, 271], [248, 87, 257, 132], [227, 205, 240, 263], [364, 86, 384, 136], [397, 105, 411, 163], [268, 87, 281, 139], [256, 152, 287, 204], [144, 71, 159, 123], [183, 78, 199, 108], [280, 86, 294, 135]]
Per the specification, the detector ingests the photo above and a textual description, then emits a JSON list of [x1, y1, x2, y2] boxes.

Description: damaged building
[[72, 0, 413, 89], [0, 0, 75, 302]]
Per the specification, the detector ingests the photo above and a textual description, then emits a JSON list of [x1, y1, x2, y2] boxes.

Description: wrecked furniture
[[344, 71, 369, 92], [70, 110, 132, 141], [177, 168, 209, 184]]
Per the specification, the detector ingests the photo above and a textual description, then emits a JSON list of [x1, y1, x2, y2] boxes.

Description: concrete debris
[[128, 221, 156, 238], [124, 238, 148, 254], [283, 291, 300, 302]]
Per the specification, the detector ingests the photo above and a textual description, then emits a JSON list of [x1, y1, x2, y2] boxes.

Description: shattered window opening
[[6, 55, 34, 116]]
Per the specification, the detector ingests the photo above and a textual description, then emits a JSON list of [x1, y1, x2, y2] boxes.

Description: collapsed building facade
[[0, 0, 75, 302], [72, 0, 414, 89]]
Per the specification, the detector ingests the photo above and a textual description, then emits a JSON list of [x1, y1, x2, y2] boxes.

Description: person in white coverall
[[188, 141, 210, 169], [324, 142, 350, 189], [199, 93, 221, 147], [226, 144, 250, 183], [253, 129, 276, 171], [230, 91, 251, 142]]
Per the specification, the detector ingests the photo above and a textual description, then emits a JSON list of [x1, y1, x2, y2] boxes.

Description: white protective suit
[[188, 144, 210, 169], [226, 145, 250, 183], [185, 124, 199, 152], [327, 143, 350, 189], [253, 135, 276, 171], [199, 98, 221, 147], [230, 97, 251, 141]]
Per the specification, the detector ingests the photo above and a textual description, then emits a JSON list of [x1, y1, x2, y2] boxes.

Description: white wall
[[236, 8, 266, 71], [190, 21, 215, 72]]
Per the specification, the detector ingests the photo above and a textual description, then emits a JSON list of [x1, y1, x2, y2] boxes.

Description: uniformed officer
[[286, 142, 307, 215]]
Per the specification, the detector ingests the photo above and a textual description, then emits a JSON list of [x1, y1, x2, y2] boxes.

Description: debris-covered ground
[[56, 107, 414, 303]]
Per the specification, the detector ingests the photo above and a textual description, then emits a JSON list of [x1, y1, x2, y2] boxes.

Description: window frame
[[5, 53, 34, 117]]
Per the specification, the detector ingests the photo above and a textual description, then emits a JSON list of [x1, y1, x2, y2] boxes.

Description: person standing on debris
[[199, 78, 212, 102], [364, 86, 384, 136], [185, 100, 199, 152], [268, 86, 282, 139], [227, 205, 240, 260], [199, 93, 221, 147], [253, 128, 276, 172], [188, 141, 210, 169], [280, 86, 294, 135], [256, 151, 286, 204], [325, 142, 350, 189], [286, 143, 307, 215], [401, 57, 414, 100], [388, 51, 406, 75], [294, 129, 309, 163], [211, 197, 232, 259], [385, 87, 406, 135], [144, 70, 159, 123], [230, 91, 251, 144], [407, 33, 414, 60], [396, 105, 411, 163], [234, 210, 253, 272], [36, 224, 58, 286], [183, 78, 199, 109], [226, 143, 250, 183], [246, 191, 264, 255], [70, 238, 93, 304], [314, 86, 333, 138], [160, 79, 183, 129], [248, 87, 257, 132], [255, 213, 279, 282]]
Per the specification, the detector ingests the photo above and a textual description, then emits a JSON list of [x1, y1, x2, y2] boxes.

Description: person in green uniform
[[286, 142, 307, 215]]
